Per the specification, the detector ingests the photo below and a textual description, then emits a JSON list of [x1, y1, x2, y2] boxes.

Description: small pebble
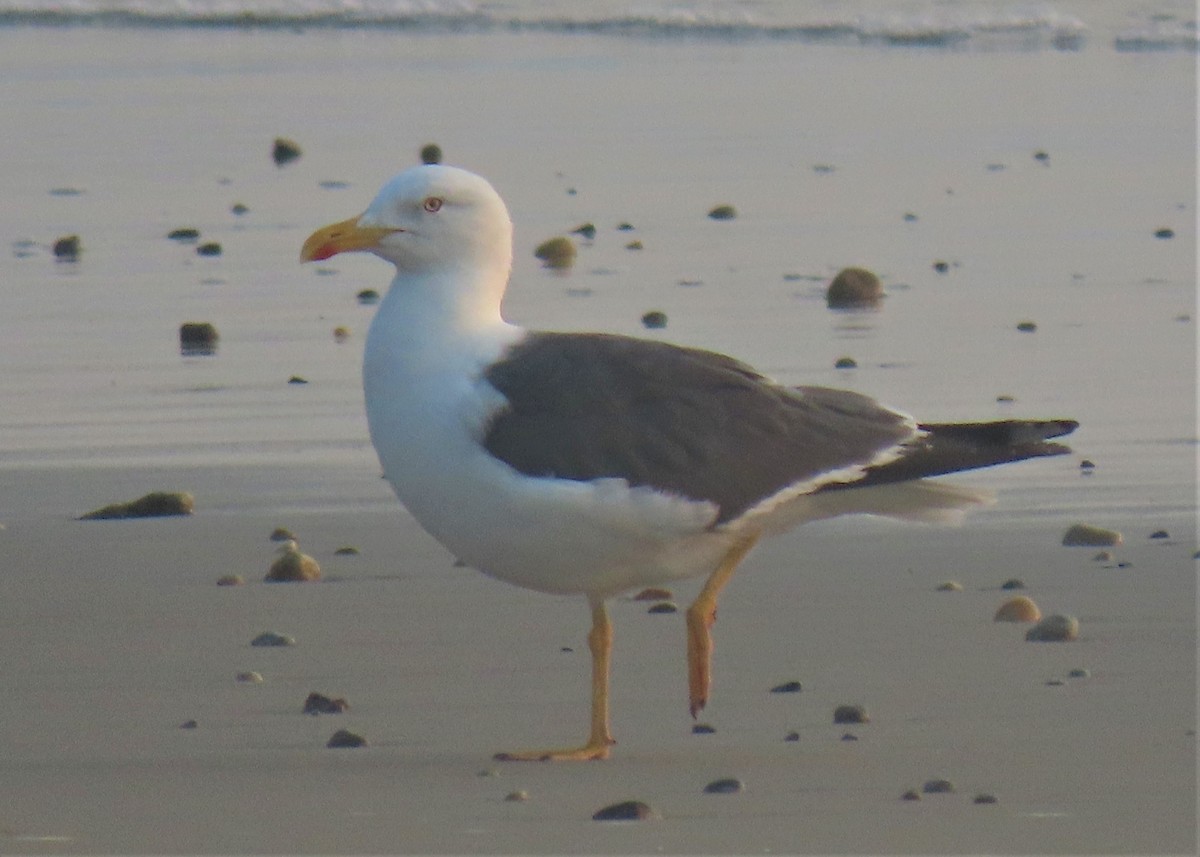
[[167, 228, 200, 242], [692, 723, 716, 735], [357, 289, 380, 305], [287, 376, 308, 385], [272, 137, 302, 166], [534, 236, 576, 269], [333, 326, 350, 342], [936, 581, 963, 592], [647, 601, 677, 614], [79, 491, 194, 520], [419, 143, 442, 165], [1025, 614, 1080, 643], [770, 680, 802, 694], [334, 545, 360, 556], [195, 242, 222, 257], [1154, 227, 1174, 239], [625, 240, 644, 250], [179, 322, 219, 355], [236, 671, 264, 684], [1149, 529, 1169, 539], [784, 731, 800, 742], [900, 789, 921, 801], [994, 595, 1041, 623], [617, 222, 635, 231], [504, 790, 529, 802], [1079, 459, 1095, 470], [833, 704, 869, 724], [703, 777, 744, 794], [1067, 668, 1090, 678], [270, 527, 296, 542], [216, 574, 244, 587], [250, 631, 295, 647], [707, 204, 737, 220], [1016, 320, 1038, 332], [826, 267, 883, 309], [903, 212, 919, 222], [1062, 523, 1122, 547], [570, 223, 596, 240], [834, 356, 857, 369], [231, 203, 249, 215], [932, 260, 949, 274], [1000, 578, 1025, 590], [1046, 678, 1065, 686], [641, 310, 668, 329], [303, 692, 349, 715], [52, 235, 80, 259], [840, 733, 859, 742], [996, 394, 1015, 403], [1092, 550, 1113, 562], [923, 778, 955, 794], [265, 540, 321, 582], [633, 587, 672, 601], [592, 800, 659, 821], [179, 719, 198, 730], [973, 793, 999, 805], [326, 729, 366, 748], [1033, 150, 1050, 164]]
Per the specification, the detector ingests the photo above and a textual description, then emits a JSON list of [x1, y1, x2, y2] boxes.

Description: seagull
[[301, 164, 1077, 761]]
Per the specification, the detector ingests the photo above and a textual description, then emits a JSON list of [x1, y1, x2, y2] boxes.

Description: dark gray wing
[[481, 332, 916, 524]]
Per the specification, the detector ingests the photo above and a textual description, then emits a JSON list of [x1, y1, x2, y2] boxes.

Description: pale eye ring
[[423, 196, 444, 213]]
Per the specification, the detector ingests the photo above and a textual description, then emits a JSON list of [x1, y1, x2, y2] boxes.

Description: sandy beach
[[0, 2, 1195, 853]]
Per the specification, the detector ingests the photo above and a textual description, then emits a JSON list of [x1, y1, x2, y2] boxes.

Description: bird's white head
[[301, 165, 514, 319]]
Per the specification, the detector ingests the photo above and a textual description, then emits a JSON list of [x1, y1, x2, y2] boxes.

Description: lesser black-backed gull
[[301, 164, 1077, 761]]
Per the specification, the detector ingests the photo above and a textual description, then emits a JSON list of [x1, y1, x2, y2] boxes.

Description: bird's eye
[[423, 196, 444, 213]]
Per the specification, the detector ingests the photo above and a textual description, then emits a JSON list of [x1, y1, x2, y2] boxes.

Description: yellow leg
[[686, 531, 761, 718], [495, 596, 615, 761]]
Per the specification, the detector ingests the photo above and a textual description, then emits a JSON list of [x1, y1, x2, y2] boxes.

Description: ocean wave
[[0, 0, 1100, 50]]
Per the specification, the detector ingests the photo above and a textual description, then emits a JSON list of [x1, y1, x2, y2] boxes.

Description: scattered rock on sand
[[570, 223, 597, 240], [195, 242, 222, 257], [1000, 578, 1025, 590], [900, 789, 921, 801], [923, 778, 955, 794], [932, 260, 949, 274], [419, 143, 442, 165], [272, 137, 302, 166], [326, 729, 366, 748], [641, 310, 667, 329], [833, 704, 869, 724], [1025, 614, 1079, 642], [179, 719, 198, 729], [231, 203, 249, 215], [592, 800, 659, 821], [770, 680, 802, 694], [250, 631, 295, 647], [974, 793, 999, 805], [1062, 523, 1123, 546], [1149, 529, 1169, 540], [704, 777, 744, 794], [647, 601, 677, 614], [834, 356, 858, 369], [534, 236, 576, 269], [707, 204, 737, 220], [826, 267, 883, 308], [692, 723, 716, 734], [333, 326, 350, 342], [784, 731, 800, 742], [625, 240, 644, 250], [179, 322, 219, 354], [236, 671, 264, 683], [936, 581, 963, 592], [79, 491, 194, 520], [52, 234, 80, 260], [994, 595, 1041, 622], [1016, 320, 1038, 332], [216, 574, 244, 587], [504, 790, 530, 802], [334, 545, 360, 556], [1154, 227, 1174, 239], [265, 540, 321, 582], [357, 288, 380, 305], [1068, 667, 1090, 678], [287, 376, 308, 385], [303, 692, 349, 715], [1092, 550, 1113, 562], [167, 227, 200, 242]]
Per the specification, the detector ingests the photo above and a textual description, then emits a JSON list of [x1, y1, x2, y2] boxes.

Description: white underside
[[365, 284, 992, 600]]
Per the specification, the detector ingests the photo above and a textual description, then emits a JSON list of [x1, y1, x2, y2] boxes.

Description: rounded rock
[[703, 777, 744, 794], [973, 793, 999, 805], [826, 267, 883, 309], [272, 137, 302, 166], [936, 581, 963, 592], [592, 800, 659, 821], [79, 491, 194, 520], [52, 235, 81, 259], [357, 289, 380, 305], [1016, 320, 1038, 332], [303, 692, 349, 715], [1025, 614, 1080, 642], [236, 671, 264, 683], [1062, 523, 1122, 547], [534, 236, 576, 269], [691, 723, 716, 735], [923, 778, 955, 794], [900, 789, 921, 801], [180, 322, 219, 355], [641, 310, 668, 329], [647, 601, 678, 614], [993, 595, 1041, 623], [265, 540, 321, 582], [419, 143, 442, 165], [326, 729, 366, 748], [707, 204, 737, 221], [1000, 578, 1025, 590], [770, 680, 802, 694], [216, 574, 244, 587], [504, 790, 529, 802], [834, 356, 858, 369], [833, 704, 869, 724], [167, 227, 200, 242], [195, 242, 222, 257], [250, 631, 295, 647]]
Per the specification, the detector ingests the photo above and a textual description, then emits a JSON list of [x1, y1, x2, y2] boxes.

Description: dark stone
[[570, 223, 597, 240], [900, 789, 921, 801], [79, 491, 195, 520], [923, 778, 955, 794], [534, 236, 576, 269], [707, 204, 737, 220], [326, 729, 366, 748], [592, 800, 658, 821], [1154, 228, 1174, 239], [231, 203, 249, 215], [826, 267, 883, 308], [272, 137, 302, 166], [179, 719, 198, 729], [691, 723, 716, 734], [973, 793, 999, 805], [334, 546, 360, 556], [647, 601, 677, 614], [52, 235, 80, 259], [303, 692, 349, 715], [1000, 578, 1025, 590], [167, 228, 200, 242], [641, 310, 668, 329], [834, 357, 858, 369], [196, 242, 222, 257], [1016, 320, 1038, 332], [833, 704, 869, 724], [932, 260, 949, 274], [783, 731, 800, 742], [419, 143, 442, 165], [250, 631, 295, 647], [840, 733, 859, 741], [357, 289, 380, 305], [287, 376, 308, 385], [703, 777, 744, 794], [1149, 530, 1169, 539], [770, 680, 802, 694], [180, 322, 219, 355]]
